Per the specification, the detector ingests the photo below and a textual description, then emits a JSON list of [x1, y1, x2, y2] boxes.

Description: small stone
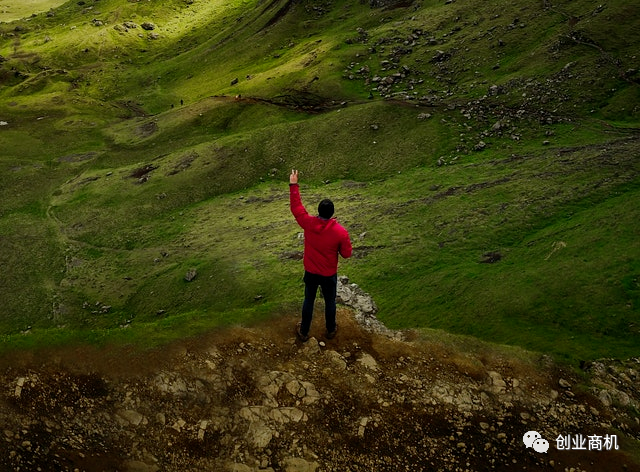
[[613, 389, 631, 407], [325, 350, 347, 370], [171, 419, 186, 432], [474, 141, 487, 151], [302, 337, 321, 356], [14, 378, 25, 397], [558, 378, 571, 388], [357, 353, 379, 371], [248, 421, 273, 448], [488, 371, 507, 394], [117, 410, 144, 426]]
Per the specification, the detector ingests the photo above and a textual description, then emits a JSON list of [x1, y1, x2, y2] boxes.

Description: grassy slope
[[0, 0, 638, 361], [0, 0, 66, 23]]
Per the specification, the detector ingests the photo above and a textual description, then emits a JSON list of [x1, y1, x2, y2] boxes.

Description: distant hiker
[[289, 169, 352, 342]]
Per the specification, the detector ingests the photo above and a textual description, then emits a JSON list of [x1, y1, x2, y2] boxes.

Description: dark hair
[[318, 199, 334, 219]]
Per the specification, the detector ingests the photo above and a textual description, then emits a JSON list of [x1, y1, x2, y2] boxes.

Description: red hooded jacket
[[289, 183, 352, 276]]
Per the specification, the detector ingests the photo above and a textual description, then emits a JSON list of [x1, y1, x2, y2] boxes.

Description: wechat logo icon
[[523, 431, 549, 453]]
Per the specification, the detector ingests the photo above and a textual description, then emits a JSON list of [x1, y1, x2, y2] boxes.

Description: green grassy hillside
[[0, 0, 638, 362]]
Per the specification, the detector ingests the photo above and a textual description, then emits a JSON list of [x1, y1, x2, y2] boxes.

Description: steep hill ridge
[[2, 306, 639, 471]]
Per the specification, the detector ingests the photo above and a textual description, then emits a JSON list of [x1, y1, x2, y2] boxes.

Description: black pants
[[300, 271, 337, 336]]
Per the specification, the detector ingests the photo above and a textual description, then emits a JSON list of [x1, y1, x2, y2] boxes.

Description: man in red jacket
[[289, 169, 352, 341]]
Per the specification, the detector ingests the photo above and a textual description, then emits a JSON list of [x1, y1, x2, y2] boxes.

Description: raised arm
[[289, 169, 312, 229]]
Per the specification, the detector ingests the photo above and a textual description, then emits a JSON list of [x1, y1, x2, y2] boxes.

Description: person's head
[[318, 199, 334, 219]]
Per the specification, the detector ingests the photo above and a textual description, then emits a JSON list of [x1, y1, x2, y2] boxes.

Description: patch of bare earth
[[0, 309, 638, 471]]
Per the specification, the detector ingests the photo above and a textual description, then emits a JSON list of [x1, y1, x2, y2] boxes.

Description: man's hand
[[290, 169, 299, 184]]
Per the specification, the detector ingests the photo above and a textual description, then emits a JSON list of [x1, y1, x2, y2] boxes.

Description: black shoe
[[296, 322, 309, 342], [326, 325, 338, 340]]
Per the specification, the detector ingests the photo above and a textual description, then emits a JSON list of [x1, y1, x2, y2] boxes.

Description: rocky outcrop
[[583, 358, 640, 410], [1, 306, 638, 472], [337, 275, 402, 340]]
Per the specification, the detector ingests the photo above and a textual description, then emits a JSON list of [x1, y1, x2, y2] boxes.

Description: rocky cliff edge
[[1, 278, 639, 471]]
